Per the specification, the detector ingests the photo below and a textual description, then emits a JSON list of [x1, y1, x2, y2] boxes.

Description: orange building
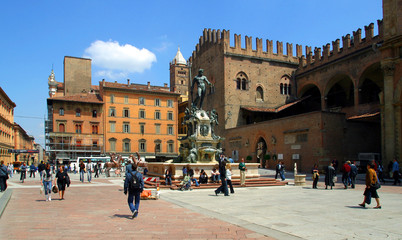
[[0, 87, 16, 164], [46, 56, 181, 162], [101, 80, 180, 160]]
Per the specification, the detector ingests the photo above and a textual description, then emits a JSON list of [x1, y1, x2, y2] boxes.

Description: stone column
[[354, 84, 359, 111], [381, 61, 395, 165], [321, 95, 326, 111]]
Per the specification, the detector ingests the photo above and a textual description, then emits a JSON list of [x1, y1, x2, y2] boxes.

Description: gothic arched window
[[256, 86, 264, 101], [235, 72, 249, 91], [280, 76, 291, 96]]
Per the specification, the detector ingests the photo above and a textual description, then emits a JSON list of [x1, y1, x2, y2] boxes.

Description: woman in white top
[[226, 164, 234, 194], [42, 163, 53, 201]]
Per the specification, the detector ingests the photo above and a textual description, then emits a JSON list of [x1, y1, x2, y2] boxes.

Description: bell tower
[[48, 69, 58, 98], [169, 47, 189, 98]]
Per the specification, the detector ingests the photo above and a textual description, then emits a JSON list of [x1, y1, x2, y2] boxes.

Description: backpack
[[129, 171, 141, 191]]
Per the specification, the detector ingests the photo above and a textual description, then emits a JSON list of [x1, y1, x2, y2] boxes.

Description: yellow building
[[101, 80, 180, 160], [0, 87, 16, 164], [13, 123, 35, 163]]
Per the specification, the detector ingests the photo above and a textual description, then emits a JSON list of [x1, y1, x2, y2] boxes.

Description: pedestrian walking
[[341, 161, 351, 189], [377, 162, 385, 184], [350, 161, 358, 188], [8, 163, 13, 178], [42, 163, 53, 201], [215, 158, 229, 196], [73, 164, 76, 174], [124, 163, 144, 219], [86, 159, 93, 183], [359, 162, 381, 209], [312, 164, 319, 189], [392, 159, 400, 185], [325, 163, 336, 190], [38, 161, 45, 180], [275, 160, 282, 179], [239, 158, 247, 186], [94, 162, 99, 178], [279, 161, 285, 181], [79, 160, 85, 183], [29, 163, 36, 178], [0, 161, 9, 192], [20, 162, 27, 183], [54, 165, 70, 200], [226, 163, 234, 194]]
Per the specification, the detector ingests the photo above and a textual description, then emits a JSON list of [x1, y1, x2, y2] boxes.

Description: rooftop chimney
[[127, 79, 130, 85], [164, 83, 168, 88], [147, 81, 151, 89]]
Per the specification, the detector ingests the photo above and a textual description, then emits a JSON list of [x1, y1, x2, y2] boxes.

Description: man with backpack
[[124, 163, 144, 219]]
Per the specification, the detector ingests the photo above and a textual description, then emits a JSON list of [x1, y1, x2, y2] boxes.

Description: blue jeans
[[87, 171, 92, 182], [80, 171, 85, 182], [215, 178, 229, 196], [280, 171, 285, 181], [43, 181, 52, 195], [191, 178, 199, 187], [127, 191, 141, 213]]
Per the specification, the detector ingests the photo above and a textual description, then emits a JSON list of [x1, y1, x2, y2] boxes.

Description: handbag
[[52, 185, 58, 193], [371, 181, 381, 190]]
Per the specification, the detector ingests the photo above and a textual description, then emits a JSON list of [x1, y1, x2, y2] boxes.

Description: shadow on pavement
[[345, 206, 367, 209], [112, 214, 132, 219]]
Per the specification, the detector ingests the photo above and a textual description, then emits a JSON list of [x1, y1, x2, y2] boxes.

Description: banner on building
[[8, 149, 39, 154]]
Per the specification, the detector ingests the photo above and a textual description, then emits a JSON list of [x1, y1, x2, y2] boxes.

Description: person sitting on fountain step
[[199, 169, 208, 184], [210, 168, 219, 183], [188, 168, 199, 187]]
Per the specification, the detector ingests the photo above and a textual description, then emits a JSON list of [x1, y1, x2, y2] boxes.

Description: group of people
[[168, 156, 247, 193], [78, 160, 103, 183], [41, 162, 71, 201]]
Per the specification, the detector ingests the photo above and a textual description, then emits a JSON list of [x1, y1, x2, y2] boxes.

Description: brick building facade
[[185, 0, 401, 172]]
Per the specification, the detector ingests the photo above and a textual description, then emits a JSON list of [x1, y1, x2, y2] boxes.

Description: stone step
[[144, 178, 288, 190]]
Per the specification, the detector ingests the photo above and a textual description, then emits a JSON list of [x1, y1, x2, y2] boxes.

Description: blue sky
[[0, 0, 383, 147]]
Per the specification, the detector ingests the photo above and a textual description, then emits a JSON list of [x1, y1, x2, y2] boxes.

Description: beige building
[[0, 87, 16, 164]]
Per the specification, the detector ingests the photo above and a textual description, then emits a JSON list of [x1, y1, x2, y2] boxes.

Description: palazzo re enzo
[[46, 0, 401, 172]]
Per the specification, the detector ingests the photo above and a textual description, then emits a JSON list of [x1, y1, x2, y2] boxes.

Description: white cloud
[[83, 40, 157, 79]]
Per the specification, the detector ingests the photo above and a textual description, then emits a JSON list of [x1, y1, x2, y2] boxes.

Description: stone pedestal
[[294, 174, 306, 186]]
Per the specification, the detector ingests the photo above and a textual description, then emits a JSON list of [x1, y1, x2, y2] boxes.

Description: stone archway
[[256, 137, 267, 168], [325, 74, 354, 110], [299, 84, 322, 112]]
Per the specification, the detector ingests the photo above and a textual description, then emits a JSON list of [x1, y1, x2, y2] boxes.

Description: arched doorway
[[256, 137, 267, 168]]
